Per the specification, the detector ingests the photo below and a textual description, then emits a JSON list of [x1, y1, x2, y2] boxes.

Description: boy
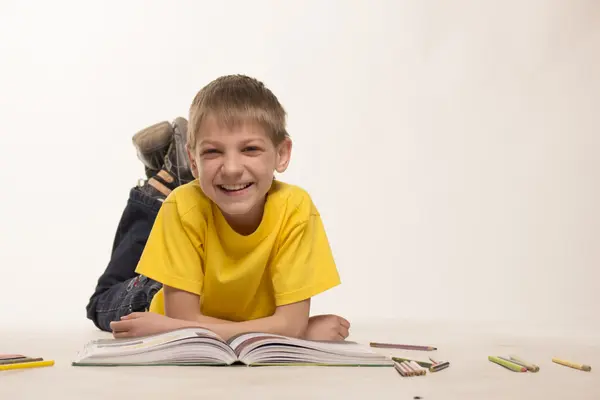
[[86, 75, 350, 342]]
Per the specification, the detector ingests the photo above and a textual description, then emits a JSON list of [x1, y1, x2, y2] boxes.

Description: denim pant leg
[[93, 275, 163, 332], [86, 187, 164, 331]]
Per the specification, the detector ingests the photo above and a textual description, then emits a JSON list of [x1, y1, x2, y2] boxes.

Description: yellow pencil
[[552, 358, 591, 372], [0, 360, 55, 371]]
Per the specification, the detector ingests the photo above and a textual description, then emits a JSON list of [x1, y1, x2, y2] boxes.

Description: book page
[[228, 332, 284, 356], [86, 328, 224, 353], [231, 337, 393, 366], [73, 327, 236, 365]]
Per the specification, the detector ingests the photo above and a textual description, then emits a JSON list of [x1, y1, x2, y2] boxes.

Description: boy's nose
[[222, 154, 243, 176]]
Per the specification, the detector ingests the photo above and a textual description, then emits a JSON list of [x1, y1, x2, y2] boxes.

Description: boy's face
[[187, 116, 291, 231]]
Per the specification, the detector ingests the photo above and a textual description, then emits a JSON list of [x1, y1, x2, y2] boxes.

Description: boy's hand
[[110, 312, 186, 338], [303, 314, 350, 341]]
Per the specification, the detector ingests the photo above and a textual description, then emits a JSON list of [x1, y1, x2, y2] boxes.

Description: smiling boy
[[86, 75, 350, 341]]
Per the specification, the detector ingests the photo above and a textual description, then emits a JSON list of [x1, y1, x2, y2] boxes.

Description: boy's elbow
[[163, 285, 203, 322], [277, 318, 307, 339], [287, 318, 309, 339], [274, 298, 311, 338], [276, 313, 309, 339]]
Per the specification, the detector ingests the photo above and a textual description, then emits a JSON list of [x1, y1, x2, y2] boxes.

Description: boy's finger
[[110, 320, 121, 329], [113, 331, 132, 339], [121, 312, 142, 320], [338, 317, 351, 329], [339, 326, 349, 338], [110, 320, 130, 331]]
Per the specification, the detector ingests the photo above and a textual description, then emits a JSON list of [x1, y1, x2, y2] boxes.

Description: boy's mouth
[[218, 183, 254, 193]]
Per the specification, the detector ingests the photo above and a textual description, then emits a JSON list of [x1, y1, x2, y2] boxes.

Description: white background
[[0, 0, 598, 338]]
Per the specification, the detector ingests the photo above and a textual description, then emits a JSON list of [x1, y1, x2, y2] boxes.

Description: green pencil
[[488, 356, 527, 372]]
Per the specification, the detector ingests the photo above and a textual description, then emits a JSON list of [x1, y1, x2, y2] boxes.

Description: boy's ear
[[275, 137, 292, 173], [186, 144, 198, 179]]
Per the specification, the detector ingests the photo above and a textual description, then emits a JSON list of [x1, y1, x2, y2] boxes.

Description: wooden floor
[[1, 321, 598, 399]]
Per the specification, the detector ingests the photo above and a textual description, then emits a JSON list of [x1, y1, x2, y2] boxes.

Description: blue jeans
[[86, 187, 164, 331]]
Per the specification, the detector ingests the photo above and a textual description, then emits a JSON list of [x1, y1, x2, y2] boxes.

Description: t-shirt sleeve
[[269, 206, 341, 306], [135, 200, 205, 296]]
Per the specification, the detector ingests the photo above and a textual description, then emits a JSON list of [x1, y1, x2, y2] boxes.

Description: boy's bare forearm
[[164, 314, 301, 340], [168, 310, 309, 341], [193, 314, 236, 325], [177, 314, 305, 341], [162, 286, 310, 340]]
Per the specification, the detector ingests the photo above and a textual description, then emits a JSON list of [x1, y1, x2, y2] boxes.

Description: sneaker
[[132, 121, 174, 178], [137, 117, 195, 200], [164, 117, 195, 186]]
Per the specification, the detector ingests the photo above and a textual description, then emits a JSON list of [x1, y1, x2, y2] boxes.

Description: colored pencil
[[397, 361, 410, 376], [507, 355, 539, 372], [0, 360, 54, 371], [406, 361, 419, 374], [430, 361, 450, 372], [403, 361, 416, 376], [410, 360, 427, 375], [488, 356, 527, 372], [427, 357, 450, 372], [395, 361, 411, 376], [393, 361, 406, 376], [392, 357, 433, 368], [370, 342, 436, 351], [0, 357, 44, 366], [552, 357, 591, 372], [0, 355, 26, 360]]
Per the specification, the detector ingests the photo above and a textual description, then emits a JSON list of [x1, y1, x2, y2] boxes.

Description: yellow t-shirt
[[135, 180, 340, 321]]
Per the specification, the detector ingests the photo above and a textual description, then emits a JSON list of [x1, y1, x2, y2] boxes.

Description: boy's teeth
[[221, 183, 251, 191]]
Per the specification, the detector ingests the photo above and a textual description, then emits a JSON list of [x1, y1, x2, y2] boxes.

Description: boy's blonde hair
[[188, 75, 289, 149]]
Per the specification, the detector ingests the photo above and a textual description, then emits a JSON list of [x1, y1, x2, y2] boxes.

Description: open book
[[72, 327, 393, 367]]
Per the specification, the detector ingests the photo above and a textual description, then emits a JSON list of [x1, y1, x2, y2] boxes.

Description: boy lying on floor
[[85, 74, 350, 342]]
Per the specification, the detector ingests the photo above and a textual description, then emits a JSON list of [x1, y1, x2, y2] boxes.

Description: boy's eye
[[243, 146, 261, 152], [201, 149, 219, 156]]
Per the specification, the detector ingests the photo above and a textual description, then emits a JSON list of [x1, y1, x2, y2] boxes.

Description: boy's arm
[[163, 285, 311, 340]]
